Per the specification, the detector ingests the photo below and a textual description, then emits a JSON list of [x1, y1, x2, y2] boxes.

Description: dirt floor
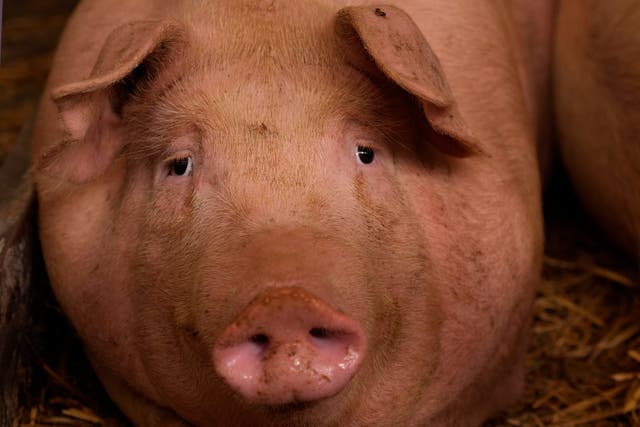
[[2, 1, 639, 426]]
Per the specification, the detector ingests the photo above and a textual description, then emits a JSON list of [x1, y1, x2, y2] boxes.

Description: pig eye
[[169, 156, 193, 176], [356, 145, 375, 164]]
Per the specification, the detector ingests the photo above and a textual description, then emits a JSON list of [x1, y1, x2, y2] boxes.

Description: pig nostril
[[309, 327, 331, 339], [250, 333, 269, 346], [213, 287, 367, 405]]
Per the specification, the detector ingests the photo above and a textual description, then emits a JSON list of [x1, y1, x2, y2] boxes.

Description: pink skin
[[509, 0, 557, 183], [213, 287, 366, 404], [554, 0, 640, 258], [31, 1, 550, 426]]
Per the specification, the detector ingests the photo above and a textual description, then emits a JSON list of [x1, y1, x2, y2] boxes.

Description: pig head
[[32, 2, 543, 426]]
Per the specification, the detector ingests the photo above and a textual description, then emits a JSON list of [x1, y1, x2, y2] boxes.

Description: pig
[[554, 0, 640, 260], [30, 1, 549, 426]]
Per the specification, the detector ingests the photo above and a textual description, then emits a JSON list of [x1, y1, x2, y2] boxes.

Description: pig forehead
[[127, 61, 413, 165], [170, 63, 401, 142], [173, 1, 408, 132], [183, 0, 342, 71], [197, 64, 377, 114]]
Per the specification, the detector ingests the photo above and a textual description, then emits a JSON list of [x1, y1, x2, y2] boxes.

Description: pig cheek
[[82, 166, 204, 404], [38, 162, 147, 385], [343, 167, 444, 417], [328, 140, 443, 366], [396, 157, 539, 413], [126, 185, 225, 407]]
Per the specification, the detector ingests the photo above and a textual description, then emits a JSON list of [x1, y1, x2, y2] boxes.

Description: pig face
[[34, 4, 541, 426]]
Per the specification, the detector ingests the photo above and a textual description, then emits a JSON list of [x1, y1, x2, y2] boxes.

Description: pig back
[[554, 0, 640, 258]]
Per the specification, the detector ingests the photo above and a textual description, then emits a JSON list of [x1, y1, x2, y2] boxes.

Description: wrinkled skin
[[554, 0, 640, 260], [31, 1, 547, 426]]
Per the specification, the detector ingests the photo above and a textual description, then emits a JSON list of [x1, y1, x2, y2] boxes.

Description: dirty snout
[[213, 287, 367, 405]]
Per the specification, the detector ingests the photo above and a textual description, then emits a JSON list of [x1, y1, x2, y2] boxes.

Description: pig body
[[31, 1, 548, 426], [554, 0, 640, 259]]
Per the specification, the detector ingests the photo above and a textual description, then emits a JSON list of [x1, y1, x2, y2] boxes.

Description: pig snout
[[212, 287, 366, 405]]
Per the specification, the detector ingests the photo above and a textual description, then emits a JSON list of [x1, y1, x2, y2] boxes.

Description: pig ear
[[335, 6, 481, 157], [39, 20, 186, 182]]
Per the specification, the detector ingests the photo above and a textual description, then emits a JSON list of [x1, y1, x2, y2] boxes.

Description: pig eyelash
[[356, 145, 375, 165], [167, 156, 194, 177]]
